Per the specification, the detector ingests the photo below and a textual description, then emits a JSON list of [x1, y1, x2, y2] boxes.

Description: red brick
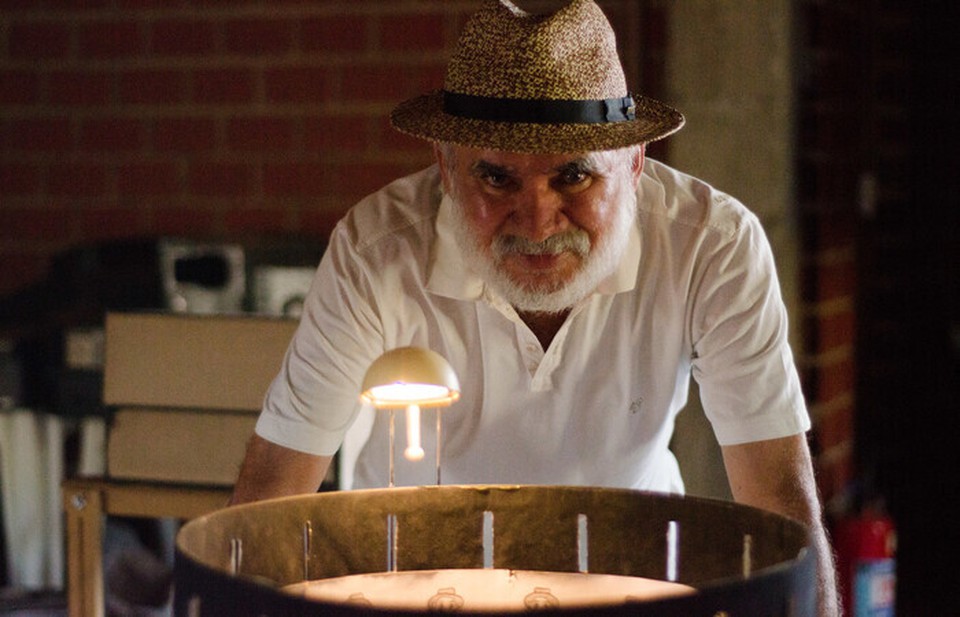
[[188, 162, 252, 197], [297, 208, 343, 239], [0, 163, 42, 194], [816, 405, 854, 451], [815, 257, 857, 302], [341, 64, 430, 102], [450, 11, 474, 37], [153, 206, 218, 236], [0, 206, 73, 243], [116, 0, 181, 8], [332, 161, 410, 202], [37, 0, 113, 7], [264, 66, 329, 103], [47, 162, 108, 197], [303, 115, 369, 152], [151, 18, 218, 56], [301, 15, 367, 53], [813, 170, 858, 211], [802, 109, 859, 154], [646, 140, 670, 164], [9, 21, 71, 59], [153, 117, 217, 152], [817, 356, 856, 402], [380, 14, 446, 52], [262, 162, 328, 197], [0, 70, 40, 105], [48, 71, 111, 106], [78, 206, 149, 239], [815, 452, 854, 503], [78, 117, 146, 152], [227, 116, 297, 151], [815, 211, 857, 253], [117, 162, 180, 196], [639, 5, 667, 51], [193, 68, 255, 104], [224, 207, 291, 235], [376, 116, 431, 153], [224, 18, 294, 55], [0, 252, 48, 297], [4, 117, 73, 151], [79, 20, 143, 58], [817, 308, 856, 352], [0, 0, 48, 9], [415, 62, 449, 92], [119, 69, 186, 104], [801, 3, 856, 50]]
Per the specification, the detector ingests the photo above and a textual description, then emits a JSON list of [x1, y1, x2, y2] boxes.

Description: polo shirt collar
[[426, 192, 641, 300]]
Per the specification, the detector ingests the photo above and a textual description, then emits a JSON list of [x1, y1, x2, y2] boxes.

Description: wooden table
[[62, 477, 231, 617]]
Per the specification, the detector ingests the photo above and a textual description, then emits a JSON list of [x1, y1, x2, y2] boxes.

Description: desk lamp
[[360, 347, 460, 487]]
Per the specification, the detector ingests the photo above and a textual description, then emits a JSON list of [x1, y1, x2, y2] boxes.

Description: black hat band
[[443, 91, 637, 125]]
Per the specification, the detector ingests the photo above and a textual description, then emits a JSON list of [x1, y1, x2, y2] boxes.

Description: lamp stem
[[436, 409, 442, 485], [388, 408, 395, 488]]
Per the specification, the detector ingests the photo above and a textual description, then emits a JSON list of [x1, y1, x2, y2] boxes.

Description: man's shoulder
[[336, 165, 443, 252], [639, 159, 756, 240]]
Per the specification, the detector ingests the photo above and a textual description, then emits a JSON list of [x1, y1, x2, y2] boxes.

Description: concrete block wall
[[664, 1, 802, 501]]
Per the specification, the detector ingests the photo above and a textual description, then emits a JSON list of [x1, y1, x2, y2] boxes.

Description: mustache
[[492, 230, 590, 258]]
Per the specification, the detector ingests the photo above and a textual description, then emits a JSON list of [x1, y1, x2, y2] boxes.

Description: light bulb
[[404, 404, 425, 461]]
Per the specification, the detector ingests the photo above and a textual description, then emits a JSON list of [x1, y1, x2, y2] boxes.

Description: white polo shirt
[[255, 159, 810, 492]]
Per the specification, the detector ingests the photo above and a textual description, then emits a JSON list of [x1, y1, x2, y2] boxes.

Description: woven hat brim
[[391, 90, 684, 154]]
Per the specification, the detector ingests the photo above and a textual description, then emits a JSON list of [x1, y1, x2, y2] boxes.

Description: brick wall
[[0, 0, 654, 298], [796, 1, 923, 513], [798, 4, 956, 611], [0, 1, 442, 296], [795, 1, 865, 508]]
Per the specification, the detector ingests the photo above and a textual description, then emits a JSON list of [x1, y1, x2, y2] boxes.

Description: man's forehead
[[457, 146, 598, 172]]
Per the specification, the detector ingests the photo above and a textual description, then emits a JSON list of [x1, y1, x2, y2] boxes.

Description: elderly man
[[232, 0, 839, 614]]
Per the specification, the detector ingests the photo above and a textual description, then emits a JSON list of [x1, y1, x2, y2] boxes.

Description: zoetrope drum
[[175, 485, 816, 616]]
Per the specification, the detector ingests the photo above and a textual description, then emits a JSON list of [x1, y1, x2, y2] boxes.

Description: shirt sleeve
[[689, 203, 811, 446], [255, 221, 385, 455]]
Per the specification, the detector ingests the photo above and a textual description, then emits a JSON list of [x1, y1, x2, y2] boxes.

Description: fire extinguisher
[[835, 501, 897, 616]]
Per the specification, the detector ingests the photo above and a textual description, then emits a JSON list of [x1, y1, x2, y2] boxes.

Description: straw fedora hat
[[390, 0, 684, 153]]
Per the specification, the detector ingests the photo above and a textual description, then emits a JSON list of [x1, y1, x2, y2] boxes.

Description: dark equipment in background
[[0, 236, 324, 413]]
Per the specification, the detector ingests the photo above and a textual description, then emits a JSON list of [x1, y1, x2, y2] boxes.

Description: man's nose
[[515, 184, 563, 242]]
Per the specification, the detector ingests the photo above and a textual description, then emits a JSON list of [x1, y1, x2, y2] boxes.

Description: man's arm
[[230, 434, 333, 505], [722, 434, 840, 617]]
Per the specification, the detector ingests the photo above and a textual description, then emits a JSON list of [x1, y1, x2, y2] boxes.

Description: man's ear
[[433, 142, 452, 194], [631, 144, 646, 188]]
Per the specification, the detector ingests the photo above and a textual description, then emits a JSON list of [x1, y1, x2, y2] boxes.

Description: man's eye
[[561, 169, 588, 184], [481, 171, 512, 188], [556, 168, 593, 191]]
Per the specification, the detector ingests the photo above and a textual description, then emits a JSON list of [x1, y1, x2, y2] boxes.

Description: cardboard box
[[103, 312, 297, 411], [107, 408, 257, 485], [103, 311, 297, 485]]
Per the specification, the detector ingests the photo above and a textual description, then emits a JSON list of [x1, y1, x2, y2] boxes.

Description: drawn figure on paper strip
[[524, 586, 560, 609], [427, 587, 464, 611], [344, 592, 372, 606]]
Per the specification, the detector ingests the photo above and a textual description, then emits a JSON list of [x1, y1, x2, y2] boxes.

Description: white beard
[[448, 190, 637, 314]]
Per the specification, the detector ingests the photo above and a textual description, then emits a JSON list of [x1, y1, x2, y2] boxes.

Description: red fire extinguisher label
[[852, 558, 895, 617]]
